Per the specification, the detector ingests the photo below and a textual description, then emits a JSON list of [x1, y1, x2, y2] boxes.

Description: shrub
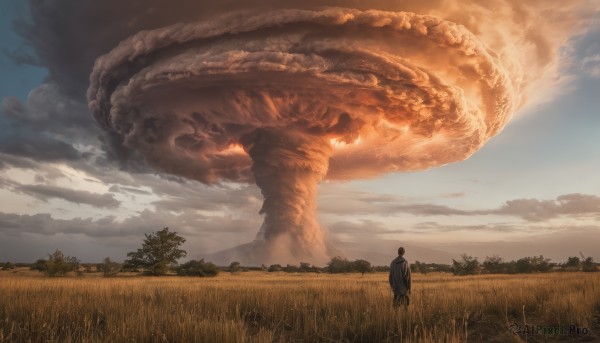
[[176, 259, 219, 277], [228, 261, 241, 273], [30, 259, 47, 272], [451, 254, 480, 275], [411, 261, 428, 274], [267, 264, 282, 272], [373, 265, 390, 272], [297, 262, 320, 273], [97, 257, 122, 277], [483, 255, 504, 274], [44, 250, 80, 277], [514, 256, 551, 273], [283, 264, 300, 273], [563, 256, 581, 270], [582, 257, 598, 272], [1, 262, 15, 270], [515, 258, 534, 273]]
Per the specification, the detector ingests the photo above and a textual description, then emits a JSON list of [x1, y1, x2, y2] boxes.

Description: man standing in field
[[389, 247, 412, 308]]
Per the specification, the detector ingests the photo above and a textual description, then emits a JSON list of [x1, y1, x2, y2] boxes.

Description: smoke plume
[[84, 1, 596, 264]]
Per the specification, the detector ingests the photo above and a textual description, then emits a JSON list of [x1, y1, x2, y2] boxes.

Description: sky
[[0, 1, 599, 265]]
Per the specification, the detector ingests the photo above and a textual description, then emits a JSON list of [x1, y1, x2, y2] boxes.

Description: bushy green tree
[[44, 250, 80, 277], [176, 259, 219, 277], [582, 257, 598, 272], [327, 256, 353, 273], [124, 227, 187, 276], [97, 257, 122, 277], [483, 255, 504, 274], [515, 256, 551, 273], [531, 255, 552, 272], [499, 261, 516, 274], [563, 256, 581, 269], [228, 261, 241, 273], [515, 257, 534, 273], [352, 259, 373, 275], [451, 254, 480, 275]]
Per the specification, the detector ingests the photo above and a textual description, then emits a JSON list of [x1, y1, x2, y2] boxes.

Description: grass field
[[1, 269, 599, 342]]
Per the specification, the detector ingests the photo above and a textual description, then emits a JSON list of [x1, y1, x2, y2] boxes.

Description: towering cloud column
[[242, 129, 333, 262]]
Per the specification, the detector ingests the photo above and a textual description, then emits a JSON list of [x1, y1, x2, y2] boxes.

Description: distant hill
[[337, 241, 457, 265], [205, 239, 456, 266]]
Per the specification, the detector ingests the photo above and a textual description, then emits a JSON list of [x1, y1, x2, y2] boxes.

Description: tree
[[514, 256, 551, 273], [30, 259, 47, 272], [352, 259, 373, 275], [268, 264, 282, 272], [283, 264, 300, 273], [483, 255, 504, 274], [327, 256, 352, 273], [563, 256, 581, 269], [412, 260, 428, 274], [228, 261, 241, 273], [299, 262, 311, 272], [451, 254, 479, 275], [176, 259, 220, 277], [44, 250, 80, 277], [582, 257, 598, 272], [97, 257, 122, 277], [515, 257, 534, 273], [530, 255, 552, 272], [124, 227, 187, 276]]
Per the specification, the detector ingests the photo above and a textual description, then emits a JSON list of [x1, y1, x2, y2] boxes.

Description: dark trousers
[[393, 292, 409, 308]]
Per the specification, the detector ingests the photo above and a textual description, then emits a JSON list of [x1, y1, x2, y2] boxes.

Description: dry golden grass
[[1, 269, 599, 342]]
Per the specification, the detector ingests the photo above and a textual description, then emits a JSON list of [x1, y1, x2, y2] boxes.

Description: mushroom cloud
[[87, 0, 595, 264]]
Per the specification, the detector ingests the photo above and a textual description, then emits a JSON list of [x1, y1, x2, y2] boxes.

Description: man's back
[[389, 255, 411, 296]]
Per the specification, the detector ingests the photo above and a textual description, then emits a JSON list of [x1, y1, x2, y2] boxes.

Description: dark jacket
[[389, 256, 411, 295]]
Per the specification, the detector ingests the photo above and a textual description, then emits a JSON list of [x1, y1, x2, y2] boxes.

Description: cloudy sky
[[1, 1, 599, 265]]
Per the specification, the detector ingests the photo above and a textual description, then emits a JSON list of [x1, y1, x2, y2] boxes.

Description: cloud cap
[[87, 6, 524, 183]]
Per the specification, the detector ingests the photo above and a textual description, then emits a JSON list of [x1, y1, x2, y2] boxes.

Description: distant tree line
[[2, 227, 598, 277], [21, 228, 220, 278], [256, 257, 384, 274], [1, 262, 16, 270], [410, 261, 453, 274], [450, 253, 599, 275]]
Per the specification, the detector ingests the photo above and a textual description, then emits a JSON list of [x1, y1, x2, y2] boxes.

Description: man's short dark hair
[[398, 247, 405, 256]]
